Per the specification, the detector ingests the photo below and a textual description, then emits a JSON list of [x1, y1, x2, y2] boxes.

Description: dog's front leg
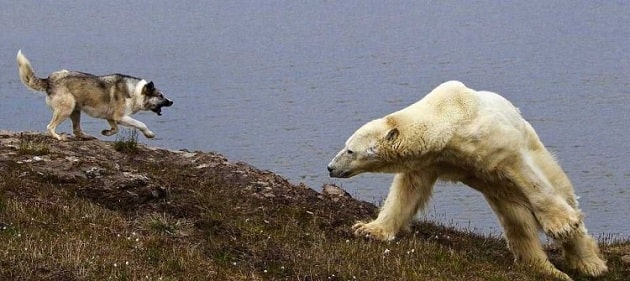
[[118, 116, 155, 138], [102, 120, 119, 136], [70, 110, 95, 140]]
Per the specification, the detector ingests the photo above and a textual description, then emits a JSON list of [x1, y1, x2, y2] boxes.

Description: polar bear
[[327, 81, 607, 280]]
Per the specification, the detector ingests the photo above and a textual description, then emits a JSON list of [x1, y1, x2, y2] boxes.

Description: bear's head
[[327, 118, 400, 178]]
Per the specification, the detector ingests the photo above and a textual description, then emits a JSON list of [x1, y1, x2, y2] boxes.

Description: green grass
[[113, 129, 139, 153], [17, 132, 50, 155]]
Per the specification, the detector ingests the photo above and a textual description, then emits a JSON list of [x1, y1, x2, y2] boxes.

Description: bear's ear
[[385, 128, 399, 142]]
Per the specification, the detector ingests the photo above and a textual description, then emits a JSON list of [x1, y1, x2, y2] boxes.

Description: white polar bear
[[327, 81, 607, 280]]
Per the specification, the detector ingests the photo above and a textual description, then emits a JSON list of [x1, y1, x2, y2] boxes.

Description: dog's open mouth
[[151, 100, 173, 116]]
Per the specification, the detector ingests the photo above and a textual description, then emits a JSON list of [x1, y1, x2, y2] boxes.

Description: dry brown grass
[[0, 133, 628, 281]]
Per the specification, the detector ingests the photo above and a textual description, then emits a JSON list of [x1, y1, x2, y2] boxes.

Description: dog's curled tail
[[17, 50, 48, 92]]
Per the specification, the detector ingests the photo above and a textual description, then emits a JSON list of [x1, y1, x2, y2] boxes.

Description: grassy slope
[[0, 132, 628, 281]]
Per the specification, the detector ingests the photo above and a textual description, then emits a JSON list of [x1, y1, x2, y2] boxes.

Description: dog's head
[[142, 81, 173, 116]]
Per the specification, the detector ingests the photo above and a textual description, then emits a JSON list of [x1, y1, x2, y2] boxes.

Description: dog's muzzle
[[153, 99, 173, 116]]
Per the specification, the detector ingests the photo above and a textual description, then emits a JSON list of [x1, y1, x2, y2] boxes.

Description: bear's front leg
[[353, 172, 436, 241]]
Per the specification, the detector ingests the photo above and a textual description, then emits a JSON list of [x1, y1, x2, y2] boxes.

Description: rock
[[621, 254, 630, 265], [322, 184, 351, 200], [85, 166, 107, 179]]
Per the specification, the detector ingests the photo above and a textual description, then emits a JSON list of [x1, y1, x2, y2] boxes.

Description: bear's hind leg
[[510, 156, 581, 240], [484, 195, 572, 281], [353, 172, 436, 241], [561, 224, 608, 277]]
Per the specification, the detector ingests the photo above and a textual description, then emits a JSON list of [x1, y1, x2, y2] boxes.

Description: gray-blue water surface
[[1, 1, 628, 239]]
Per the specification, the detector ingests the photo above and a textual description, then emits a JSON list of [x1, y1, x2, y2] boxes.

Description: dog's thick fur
[[328, 81, 607, 281], [16, 50, 173, 140]]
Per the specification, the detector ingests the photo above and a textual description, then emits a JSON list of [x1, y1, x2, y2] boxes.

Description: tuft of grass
[[143, 213, 194, 237], [17, 132, 50, 155], [113, 130, 139, 153]]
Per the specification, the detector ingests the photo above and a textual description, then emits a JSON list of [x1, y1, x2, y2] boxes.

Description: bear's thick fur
[[327, 81, 607, 280]]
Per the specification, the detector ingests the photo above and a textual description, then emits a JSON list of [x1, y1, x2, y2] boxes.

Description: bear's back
[[398, 80, 478, 125]]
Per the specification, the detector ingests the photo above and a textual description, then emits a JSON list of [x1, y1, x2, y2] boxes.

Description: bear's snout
[[328, 165, 352, 178], [327, 165, 338, 178]]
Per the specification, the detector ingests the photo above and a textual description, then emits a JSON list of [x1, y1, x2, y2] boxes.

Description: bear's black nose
[[327, 166, 333, 172]]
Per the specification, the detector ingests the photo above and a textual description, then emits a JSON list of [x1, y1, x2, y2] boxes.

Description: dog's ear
[[142, 81, 155, 95], [146, 81, 155, 91]]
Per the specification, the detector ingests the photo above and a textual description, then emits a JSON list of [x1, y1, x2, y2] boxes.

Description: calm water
[[1, 1, 628, 238]]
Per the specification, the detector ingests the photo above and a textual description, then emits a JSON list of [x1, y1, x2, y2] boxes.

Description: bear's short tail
[[17, 50, 48, 92]]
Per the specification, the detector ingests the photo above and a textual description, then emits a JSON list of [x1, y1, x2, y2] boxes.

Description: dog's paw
[[144, 131, 155, 138], [51, 133, 68, 141], [75, 133, 96, 140], [101, 129, 116, 136], [352, 221, 396, 241]]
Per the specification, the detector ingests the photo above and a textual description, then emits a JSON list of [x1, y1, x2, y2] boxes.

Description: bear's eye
[[366, 147, 376, 155], [346, 149, 354, 155]]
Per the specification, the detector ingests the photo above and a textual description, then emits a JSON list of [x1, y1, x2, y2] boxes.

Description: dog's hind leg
[[101, 119, 119, 136], [70, 110, 95, 140], [47, 108, 70, 141], [46, 94, 74, 141]]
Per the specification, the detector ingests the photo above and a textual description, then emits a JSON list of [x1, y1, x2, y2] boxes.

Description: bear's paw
[[537, 210, 581, 241], [352, 221, 397, 241]]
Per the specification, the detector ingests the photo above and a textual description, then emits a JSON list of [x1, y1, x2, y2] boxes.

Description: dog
[[16, 50, 173, 141]]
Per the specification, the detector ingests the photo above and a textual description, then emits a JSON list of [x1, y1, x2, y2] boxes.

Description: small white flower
[[383, 248, 390, 254], [263, 270, 268, 273], [114, 263, 118, 267]]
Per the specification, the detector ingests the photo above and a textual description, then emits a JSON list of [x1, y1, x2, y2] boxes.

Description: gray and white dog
[[16, 50, 173, 140]]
